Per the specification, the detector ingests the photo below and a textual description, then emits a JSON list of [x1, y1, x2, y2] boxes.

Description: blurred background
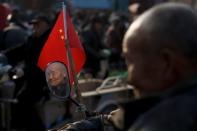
[[0, 0, 196, 11], [1, 0, 197, 131]]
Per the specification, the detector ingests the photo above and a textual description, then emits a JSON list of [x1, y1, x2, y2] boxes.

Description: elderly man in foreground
[[119, 2, 197, 131]]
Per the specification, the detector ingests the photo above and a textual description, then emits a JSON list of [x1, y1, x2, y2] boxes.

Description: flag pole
[[62, 1, 86, 118]]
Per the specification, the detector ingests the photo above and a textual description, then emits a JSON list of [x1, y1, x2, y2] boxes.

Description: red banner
[[38, 10, 86, 82]]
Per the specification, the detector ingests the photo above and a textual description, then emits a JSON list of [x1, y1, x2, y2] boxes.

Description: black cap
[[29, 14, 51, 25]]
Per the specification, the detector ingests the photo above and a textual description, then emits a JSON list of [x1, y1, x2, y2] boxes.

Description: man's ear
[[160, 49, 176, 78], [160, 48, 184, 81]]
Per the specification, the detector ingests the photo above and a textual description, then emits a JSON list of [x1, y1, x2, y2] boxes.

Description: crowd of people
[[1, 0, 197, 131], [0, 2, 131, 131]]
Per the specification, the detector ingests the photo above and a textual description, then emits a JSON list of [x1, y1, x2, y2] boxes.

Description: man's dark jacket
[[123, 76, 197, 131], [11, 29, 51, 131]]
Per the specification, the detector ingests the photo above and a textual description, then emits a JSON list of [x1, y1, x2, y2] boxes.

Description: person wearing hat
[[29, 14, 51, 37], [11, 13, 52, 131]]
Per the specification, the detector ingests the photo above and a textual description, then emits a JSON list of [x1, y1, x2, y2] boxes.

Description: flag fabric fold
[[37, 10, 86, 82]]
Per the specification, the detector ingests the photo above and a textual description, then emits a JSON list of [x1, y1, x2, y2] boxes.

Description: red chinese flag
[[37, 10, 86, 82]]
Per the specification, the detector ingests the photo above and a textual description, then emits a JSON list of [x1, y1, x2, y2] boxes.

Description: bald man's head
[[125, 3, 197, 60], [123, 3, 197, 96], [45, 62, 69, 87]]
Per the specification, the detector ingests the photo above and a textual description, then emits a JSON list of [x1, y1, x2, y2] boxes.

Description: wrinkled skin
[[122, 14, 189, 96]]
